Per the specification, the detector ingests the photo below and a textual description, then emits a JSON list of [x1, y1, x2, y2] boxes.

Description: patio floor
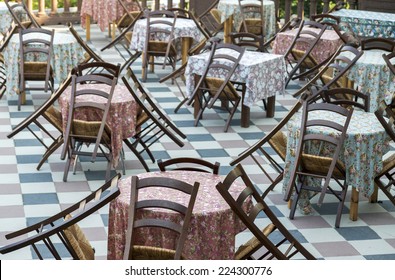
[[1, 23, 395, 260]]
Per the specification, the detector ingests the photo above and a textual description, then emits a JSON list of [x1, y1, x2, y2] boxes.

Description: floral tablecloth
[[332, 9, 395, 39], [218, 0, 276, 40], [344, 49, 395, 113], [107, 171, 251, 260], [80, 0, 140, 32], [272, 27, 344, 64], [3, 32, 85, 96], [0, 1, 15, 34], [185, 49, 286, 107], [283, 110, 390, 209], [58, 84, 138, 167], [130, 18, 202, 53]]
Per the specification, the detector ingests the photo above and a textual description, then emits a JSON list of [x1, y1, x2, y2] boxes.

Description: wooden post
[[26, 0, 33, 12], [38, 0, 46, 17], [64, 0, 71, 13], [50, 0, 58, 15], [322, 0, 330, 13], [348, 0, 357, 9], [310, 0, 317, 17], [297, 0, 304, 19], [284, 0, 291, 23]]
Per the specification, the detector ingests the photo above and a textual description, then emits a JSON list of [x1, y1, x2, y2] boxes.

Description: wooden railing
[[25, 0, 383, 26]]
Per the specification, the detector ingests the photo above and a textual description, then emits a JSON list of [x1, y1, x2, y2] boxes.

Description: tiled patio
[[1, 23, 395, 260]]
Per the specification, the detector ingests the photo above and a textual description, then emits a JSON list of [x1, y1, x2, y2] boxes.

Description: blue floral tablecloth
[[3, 32, 85, 95], [185, 49, 286, 107], [218, 0, 276, 40], [332, 9, 395, 38], [344, 49, 395, 112], [283, 109, 390, 208]]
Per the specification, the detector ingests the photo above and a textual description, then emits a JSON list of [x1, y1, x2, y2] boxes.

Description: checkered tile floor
[[1, 24, 395, 260]]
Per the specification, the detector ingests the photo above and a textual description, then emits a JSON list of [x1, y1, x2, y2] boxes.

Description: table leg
[[240, 104, 250, 128], [111, 21, 116, 40], [369, 184, 378, 203], [86, 15, 91, 41], [266, 95, 276, 118], [182, 37, 192, 65], [223, 15, 233, 43], [349, 187, 359, 221]]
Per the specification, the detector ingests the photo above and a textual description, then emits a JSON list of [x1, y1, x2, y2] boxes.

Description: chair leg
[[36, 137, 64, 170], [123, 139, 150, 172], [63, 156, 72, 182]]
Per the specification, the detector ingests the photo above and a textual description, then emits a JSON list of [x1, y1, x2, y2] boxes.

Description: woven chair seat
[[205, 77, 239, 101], [301, 153, 346, 178], [72, 120, 112, 144], [234, 223, 276, 260], [23, 62, 54, 80], [268, 130, 287, 161], [43, 106, 63, 131], [131, 245, 186, 260]]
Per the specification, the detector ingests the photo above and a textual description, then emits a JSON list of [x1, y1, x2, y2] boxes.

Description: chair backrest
[[375, 100, 395, 142], [157, 157, 220, 174], [196, 0, 223, 37], [5, 0, 41, 30], [361, 38, 395, 52], [0, 173, 121, 259], [285, 101, 353, 204], [263, 16, 302, 51], [68, 22, 104, 63], [19, 28, 54, 92], [122, 69, 187, 147], [229, 32, 265, 52], [320, 87, 370, 112], [238, 0, 264, 36], [61, 65, 119, 163], [123, 175, 199, 260], [383, 51, 395, 76], [74, 61, 121, 79], [216, 164, 316, 259], [292, 44, 364, 98]]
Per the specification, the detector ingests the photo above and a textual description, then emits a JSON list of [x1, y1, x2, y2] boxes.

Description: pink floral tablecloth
[[272, 27, 344, 64], [185, 49, 286, 107], [80, 0, 140, 31], [58, 84, 138, 167], [107, 171, 252, 260]]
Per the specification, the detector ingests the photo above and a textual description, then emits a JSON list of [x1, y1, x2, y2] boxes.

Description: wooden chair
[[61, 63, 120, 182], [4, 0, 41, 30], [229, 32, 265, 52], [285, 102, 353, 228], [0, 22, 17, 100], [68, 23, 104, 65], [216, 164, 316, 259], [100, 9, 143, 72], [157, 157, 220, 174], [7, 74, 72, 170], [237, 0, 265, 41], [361, 38, 395, 52], [18, 28, 55, 111], [123, 175, 199, 260], [383, 52, 395, 76], [141, 10, 178, 82], [284, 20, 328, 87], [320, 87, 370, 112], [374, 100, 395, 207], [196, 0, 223, 38], [0, 173, 121, 259], [292, 44, 363, 98], [110, 0, 142, 36], [187, 42, 245, 132], [121, 69, 187, 171]]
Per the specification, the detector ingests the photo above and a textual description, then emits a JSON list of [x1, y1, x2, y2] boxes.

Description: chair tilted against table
[[284, 102, 353, 228], [319, 87, 370, 112], [374, 101, 395, 207], [7, 74, 72, 170], [187, 42, 245, 132], [237, 0, 265, 47], [123, 175, 199, 260], [18, 28, 55, 111], [0, 173, 121, 259], [229, 32, 265, 52], [0, 22, 17, 100], [196, 0, 223, 39], [121, 68, 186, 171], [61, 63, 120, 182], [5, 0, 41, 30], [141, 9, 178, 82], [157, 157, 220, 174], [283, 20, 328, 87], [216, 164, 316, 260], [292, 44, 363, 98]]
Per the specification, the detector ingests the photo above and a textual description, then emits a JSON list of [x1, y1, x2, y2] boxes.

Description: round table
[[107, 170, 251, 260], [344, 49, 395, 113], [4, 32, 85, 96], [58, 84, 139, 167]]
